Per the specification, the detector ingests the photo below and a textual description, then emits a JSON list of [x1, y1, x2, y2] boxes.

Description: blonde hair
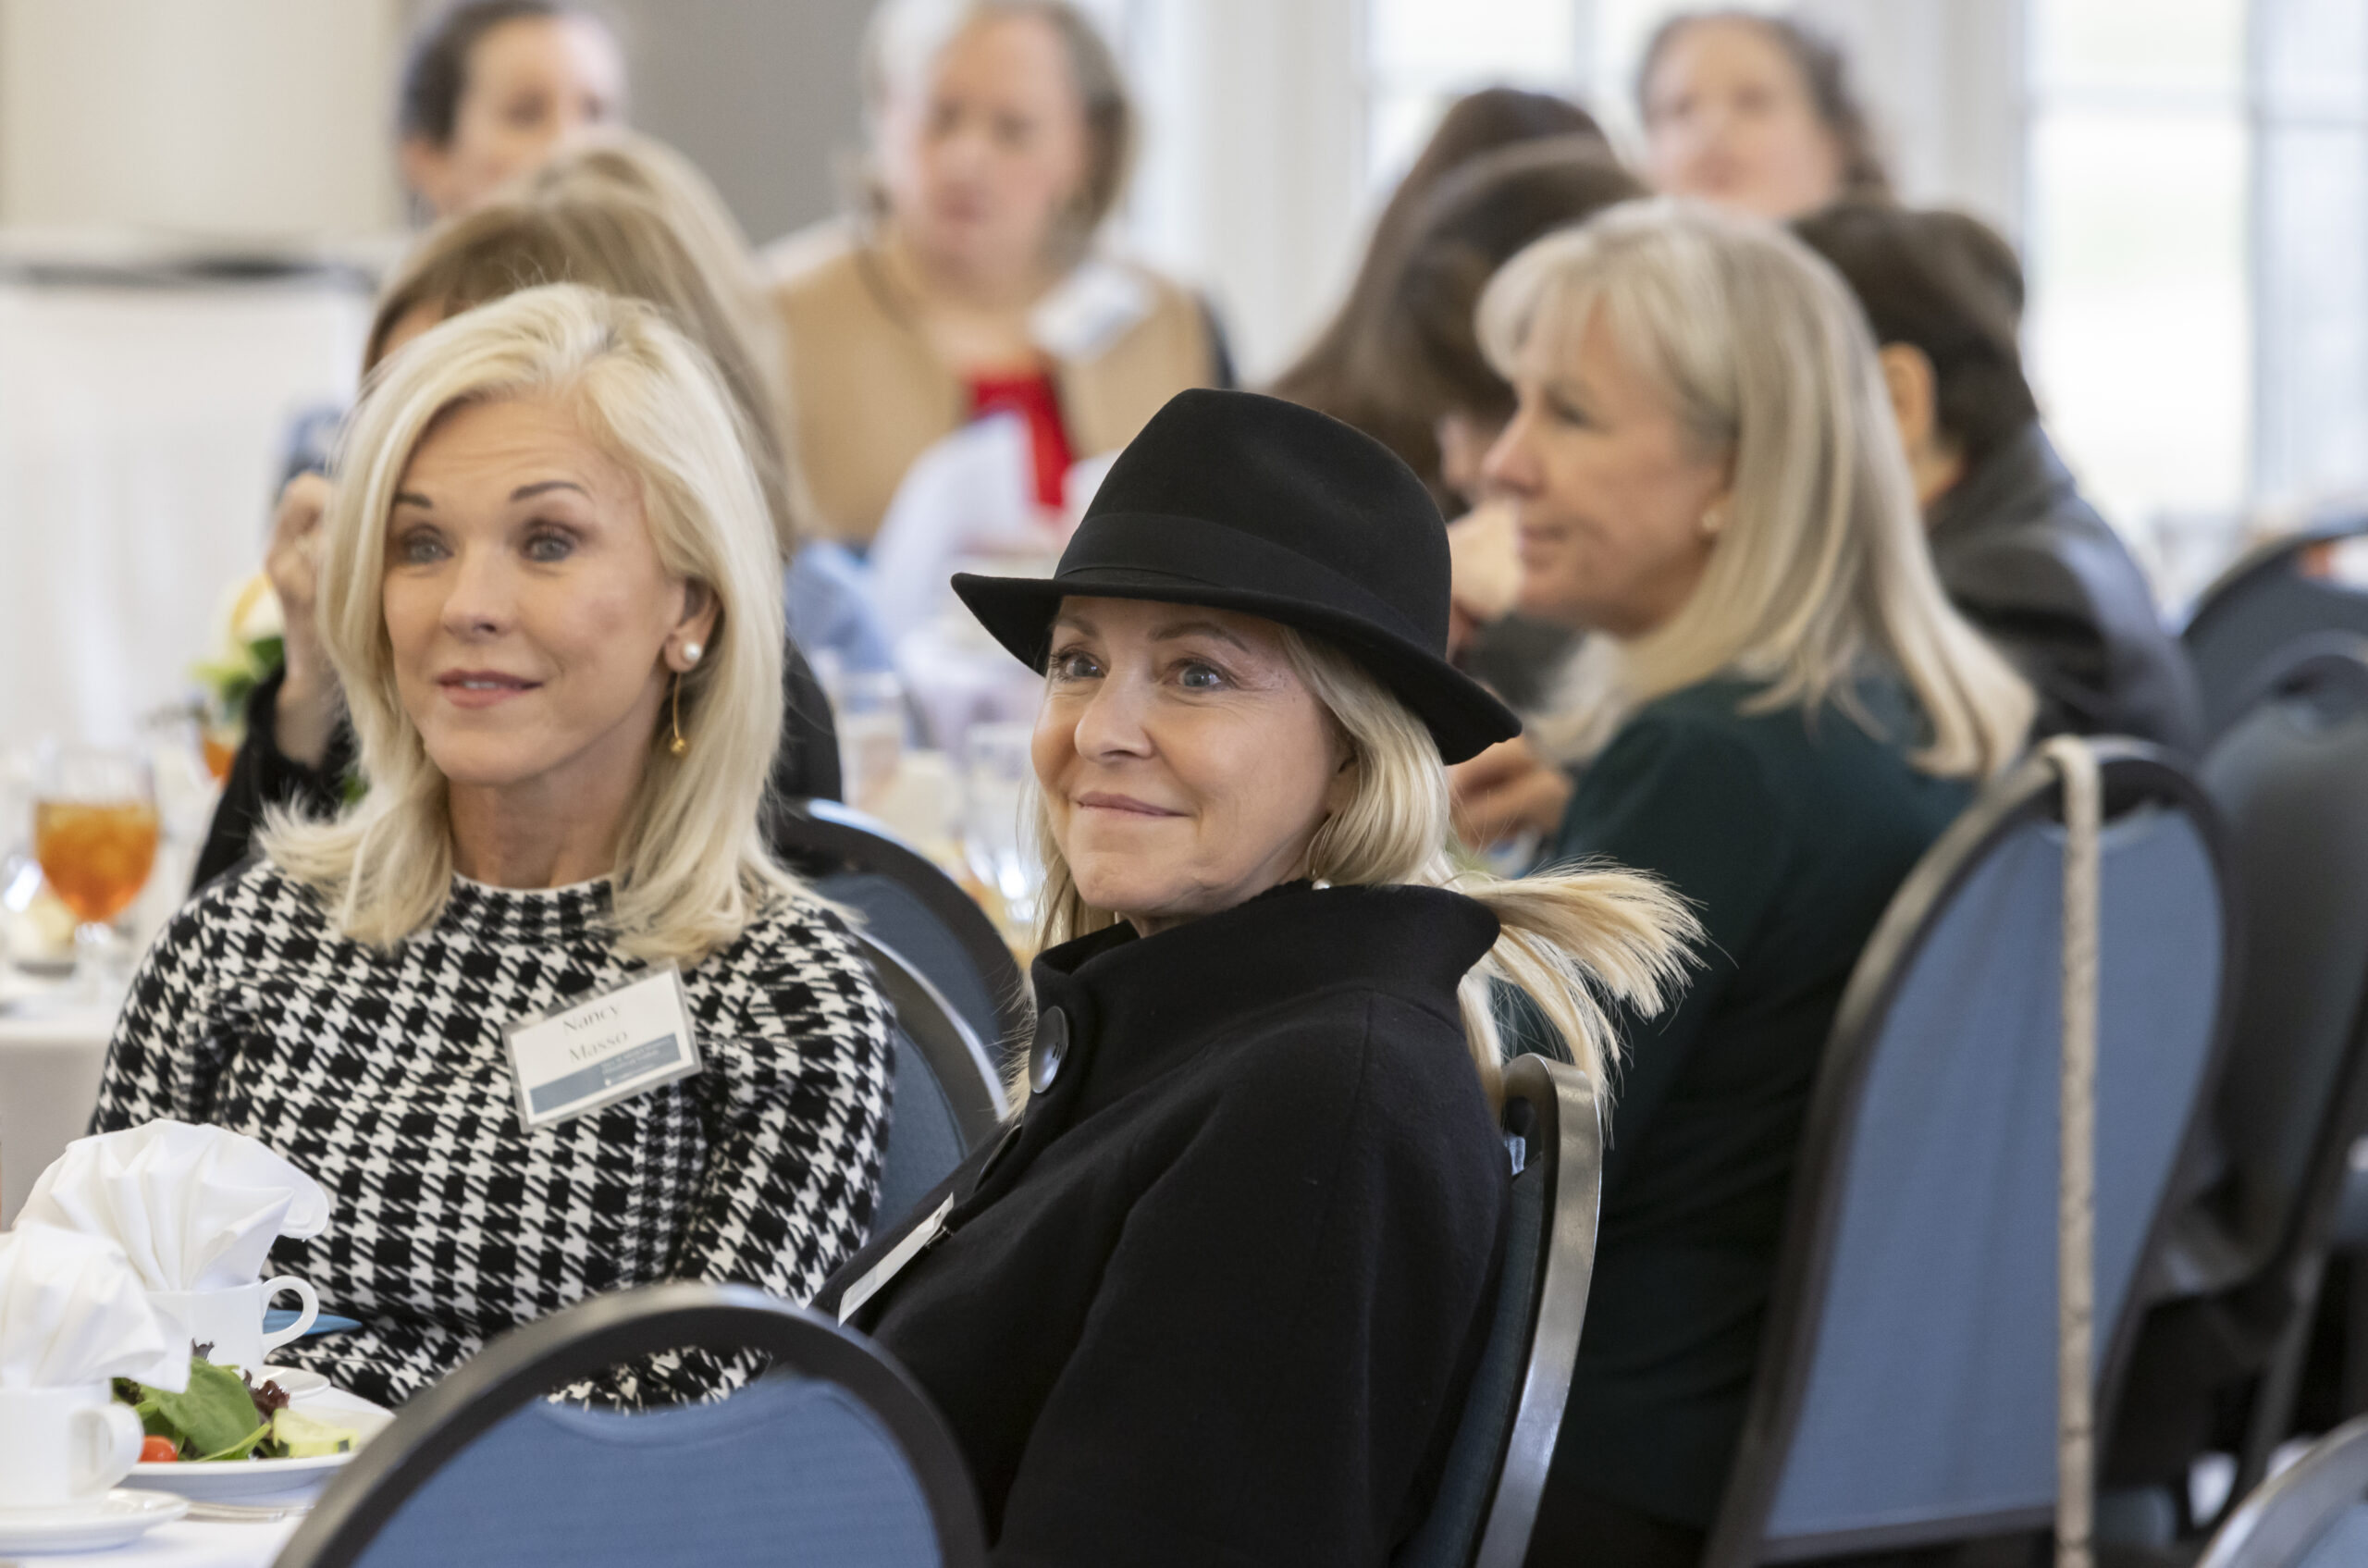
[[861, 0, 1137, 257], [1479, 199, 2032, 777], [264, 284, 797, 963], [369, 144, 814, 560], [1030, 626, 1698, 1104]]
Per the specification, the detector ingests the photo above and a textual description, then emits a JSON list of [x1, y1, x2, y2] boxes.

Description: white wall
[[0, 0, 404, 237]]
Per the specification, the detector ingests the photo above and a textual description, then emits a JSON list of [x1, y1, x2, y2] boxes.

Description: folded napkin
[[18, 1120, 331, 1292], [0, 1226, 187, 1389]]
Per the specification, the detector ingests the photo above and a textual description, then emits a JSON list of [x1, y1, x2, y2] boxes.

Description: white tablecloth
[[0, 999, 114, 1227]]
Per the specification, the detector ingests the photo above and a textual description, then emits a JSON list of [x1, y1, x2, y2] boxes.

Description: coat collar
[[1025, 881, 1498, 1121], [1927, 420, 2071, 549]]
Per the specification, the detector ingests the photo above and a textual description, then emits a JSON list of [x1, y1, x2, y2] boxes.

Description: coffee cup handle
[[258, 1276, 319, 1356], [76, 1401, 144, 1494]]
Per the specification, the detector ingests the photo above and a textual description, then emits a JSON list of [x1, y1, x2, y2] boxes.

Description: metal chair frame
[[1704, 742, 2240, 1568], [1464, 1054, 1606, 1568], [773, 797, 1033, 1048], [2180, 512, 2368, 738], [855, 927, 1010, 1152], [274, 1284, 987, 1568], [2197, 1415, 2368, 1568]]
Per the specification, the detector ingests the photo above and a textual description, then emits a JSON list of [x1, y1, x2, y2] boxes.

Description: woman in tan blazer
[[766, 0, 1224, 547]]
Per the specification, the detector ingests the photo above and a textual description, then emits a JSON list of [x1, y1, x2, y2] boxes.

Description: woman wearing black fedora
[[816, 387, 1695, 1566]]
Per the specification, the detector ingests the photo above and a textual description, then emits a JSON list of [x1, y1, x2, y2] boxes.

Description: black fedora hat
[[951, 389, 1521, 764]]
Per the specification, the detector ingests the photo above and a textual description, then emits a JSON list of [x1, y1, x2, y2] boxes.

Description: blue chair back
[[854, 931, 1009, 1230], [1705, 745, 2236, 1566], [2183, 513, 2368, 738], [275, 1285, 985, 1568], [774, 798, 1030, 1050], [2199, 1415, 2368, 1568], [1395, 1055, 1602, 1568]]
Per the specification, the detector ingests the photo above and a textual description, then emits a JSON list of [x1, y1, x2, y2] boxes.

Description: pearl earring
[[1701, 505, 1729, 538], [682, 641, 703, 666]]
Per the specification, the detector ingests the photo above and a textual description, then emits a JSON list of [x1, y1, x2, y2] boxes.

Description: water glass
[[962, 722, 1042, 941], [834, 673, 907, 817]]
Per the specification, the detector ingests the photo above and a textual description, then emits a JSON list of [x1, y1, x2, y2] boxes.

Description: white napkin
[[0, 1227, 187, 1389], [17, 1121, 331, 1292]]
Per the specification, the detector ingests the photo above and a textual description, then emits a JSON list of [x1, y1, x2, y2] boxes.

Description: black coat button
[[1029, 1006, 1071, 1094]]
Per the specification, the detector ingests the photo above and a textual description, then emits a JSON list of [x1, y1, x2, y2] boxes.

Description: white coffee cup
[[148, 1276, 319, 1370], [0, 1384, 144, 1510]]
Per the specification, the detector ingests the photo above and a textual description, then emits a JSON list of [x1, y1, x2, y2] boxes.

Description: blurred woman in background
[[1453, 203, 2030, 1562], [397, 0, 627, 221], [1634, 9, 1888, 219], [194, 151, 854, 889], [1794, 201, 2205, 752], [1378, 137, 1644, 712], [766, 0, 1222, 546], [1268, 87, 1609, 492]]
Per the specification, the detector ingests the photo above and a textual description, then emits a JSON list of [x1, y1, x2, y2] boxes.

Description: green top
[[1542, 673, 1976, 1529]]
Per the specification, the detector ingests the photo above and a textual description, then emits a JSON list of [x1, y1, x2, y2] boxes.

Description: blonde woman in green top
[[1453, 200, 2033, 1563]]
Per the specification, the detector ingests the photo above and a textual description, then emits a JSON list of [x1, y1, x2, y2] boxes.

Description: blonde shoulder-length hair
[[264, 283, 798, 964], [1032, 626, 1699, 1103], [1480, 198, 2033, 778]]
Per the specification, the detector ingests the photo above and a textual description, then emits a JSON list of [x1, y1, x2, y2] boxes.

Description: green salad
[[114, 1352, 364, 1462]]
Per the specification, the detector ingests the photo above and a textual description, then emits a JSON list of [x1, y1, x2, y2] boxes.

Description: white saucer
[[0, 1488, 191, 1551], [127, 1390, 393, 1501]]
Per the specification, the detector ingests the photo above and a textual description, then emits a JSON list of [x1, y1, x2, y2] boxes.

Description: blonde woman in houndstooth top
[[94, 284, 893, 1409]]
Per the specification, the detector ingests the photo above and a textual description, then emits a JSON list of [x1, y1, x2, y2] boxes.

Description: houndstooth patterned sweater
[[94, 860, 891, 1410]]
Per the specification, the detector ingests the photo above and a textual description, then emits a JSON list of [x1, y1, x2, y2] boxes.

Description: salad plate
[[0, 1488, 191, 1551], [128, 1389, 394, 1501]]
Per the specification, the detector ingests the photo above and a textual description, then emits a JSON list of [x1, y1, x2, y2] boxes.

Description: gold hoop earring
[[668, 671, 689, 758]]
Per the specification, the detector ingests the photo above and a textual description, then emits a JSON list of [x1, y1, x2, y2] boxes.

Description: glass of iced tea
[[32, 746, 158, 994]]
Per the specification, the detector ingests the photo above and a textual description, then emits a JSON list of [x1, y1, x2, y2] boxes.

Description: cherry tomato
[[140, 1436, 179, 1463]]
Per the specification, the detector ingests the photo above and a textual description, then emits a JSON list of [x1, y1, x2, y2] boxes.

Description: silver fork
[[183, 1500, 314, 1523]]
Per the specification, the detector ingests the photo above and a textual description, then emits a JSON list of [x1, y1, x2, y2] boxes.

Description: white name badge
[[504, 964, 703, 1131], [837, 1195, 955, 1325]]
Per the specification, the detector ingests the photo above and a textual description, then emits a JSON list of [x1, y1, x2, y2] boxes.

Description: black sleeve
[[189, 661, 354, 895], [769, 639, 843, 806]]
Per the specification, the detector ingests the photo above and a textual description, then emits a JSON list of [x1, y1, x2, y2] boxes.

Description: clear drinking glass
[[31, 745, 158, 998], [834, 672, 907, 817], [961, 721, 1042, 944]]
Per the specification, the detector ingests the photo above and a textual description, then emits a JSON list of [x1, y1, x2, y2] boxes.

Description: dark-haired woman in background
[[1636, 9, 1888, 219], [1268, 87, 1610, 492], [1794, 202, 2204, 752], [1377, 137, 1645, 712], [398, 0, 626, 221]]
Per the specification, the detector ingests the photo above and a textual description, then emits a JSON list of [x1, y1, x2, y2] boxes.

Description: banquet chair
[[1702, 742, 2237, 1568], [2195, 1415, 2368, 1568], [856, 929, 1009, 1230], [276, 1284, 986, 1568], [772, 796, 1030, 1049], [2182, 512, 2368, 739], [2104, 648, 2368, 1515], [1395, 1054, 1603, 1568]]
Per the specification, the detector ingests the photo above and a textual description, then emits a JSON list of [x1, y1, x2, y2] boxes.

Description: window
[[2026, 0, 2368, 599]]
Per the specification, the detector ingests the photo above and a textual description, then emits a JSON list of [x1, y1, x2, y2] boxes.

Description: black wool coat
[[1930, 421, 2206, 755], [816, 880, 1511, 1568]]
